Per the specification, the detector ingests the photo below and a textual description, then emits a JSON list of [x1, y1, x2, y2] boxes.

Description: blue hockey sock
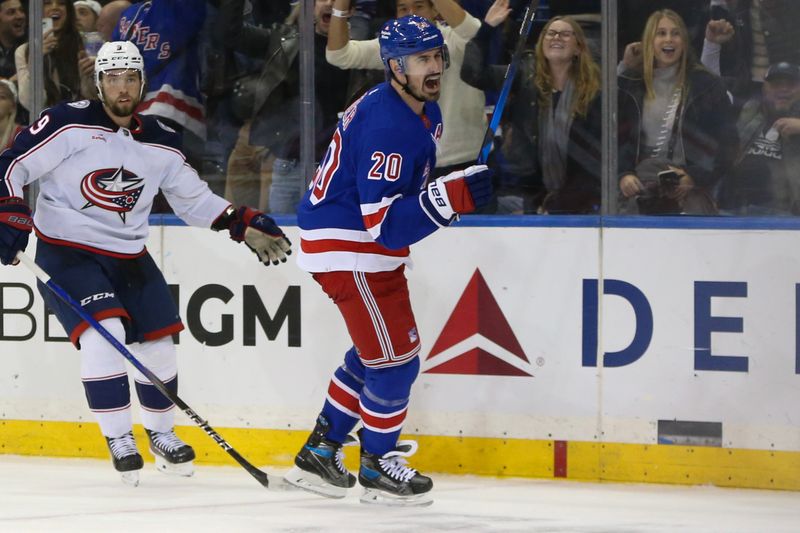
[[320, 347, 364, 443], [359, 357, 419, 456]]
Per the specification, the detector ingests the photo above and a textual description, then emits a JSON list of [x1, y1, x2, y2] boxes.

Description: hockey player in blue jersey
[[285, 15, 493, 506], [0, 41, 291, 486]]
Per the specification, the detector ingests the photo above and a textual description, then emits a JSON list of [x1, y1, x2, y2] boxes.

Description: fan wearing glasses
[[461, 0, 602, 215]]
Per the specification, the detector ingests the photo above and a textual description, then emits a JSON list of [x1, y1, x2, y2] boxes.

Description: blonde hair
[[0, 81, 17, 149], [534, 16, 600, 118], [641, 9, 690, 101]]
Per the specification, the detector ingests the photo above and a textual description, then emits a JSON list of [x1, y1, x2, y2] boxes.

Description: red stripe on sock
[[327, 380, 359, 413], [359, 407, 407, 431]]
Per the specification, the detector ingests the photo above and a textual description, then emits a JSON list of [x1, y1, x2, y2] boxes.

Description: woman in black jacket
[[617, 9, 737, 215], [461, 0, 602, 214]]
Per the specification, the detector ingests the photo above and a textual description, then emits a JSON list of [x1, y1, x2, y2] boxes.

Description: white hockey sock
[[80, 318, 133, 438], [131, 336, 178, 434]]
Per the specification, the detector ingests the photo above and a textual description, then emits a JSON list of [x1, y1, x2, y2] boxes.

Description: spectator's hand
[[669, 165, 695, 201], [622, 42, 643, 70], [43, 29, 57, 54], [619, 173, 644, 197], [772, 118, 800, 138], [705, 20, 734, 44], [77, 51, 94, 78], [485, 0, 512, 28]]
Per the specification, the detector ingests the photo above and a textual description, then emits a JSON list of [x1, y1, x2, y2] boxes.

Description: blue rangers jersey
[[114, 0, 206, 139], [0, 100, 229, 257], [297, 82, 446, 273]]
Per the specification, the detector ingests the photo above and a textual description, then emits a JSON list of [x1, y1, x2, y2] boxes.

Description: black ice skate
[[105, 431, 144, 486], [146, 428, 196, 477], [358, 440, 433, 507], [284, 416, 356, 498]]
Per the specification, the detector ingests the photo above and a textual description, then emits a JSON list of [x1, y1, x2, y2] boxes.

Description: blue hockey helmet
[[379, 15, 450, 74]]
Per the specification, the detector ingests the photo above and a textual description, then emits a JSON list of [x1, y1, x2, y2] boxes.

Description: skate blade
[[154, 455, 195, 477], [283, 466, 349, 499], [120, 470, 140, 487], [360, 488, 433, 507]]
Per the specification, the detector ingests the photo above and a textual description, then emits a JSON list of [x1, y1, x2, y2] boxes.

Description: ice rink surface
[[2, 455, 799, 532]]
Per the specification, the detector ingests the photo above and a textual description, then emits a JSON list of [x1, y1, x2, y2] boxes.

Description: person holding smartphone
[[617, 9, 737, 215], [15, 0, 96, 111]]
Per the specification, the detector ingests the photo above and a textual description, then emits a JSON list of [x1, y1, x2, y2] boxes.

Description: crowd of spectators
[[1, 0, 799, 217]]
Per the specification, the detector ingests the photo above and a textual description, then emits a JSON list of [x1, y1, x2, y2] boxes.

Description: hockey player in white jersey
[[0, 41, 292, 486]]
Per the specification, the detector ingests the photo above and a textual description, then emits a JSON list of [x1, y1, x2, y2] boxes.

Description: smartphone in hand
[[42, 17, 53, 34], [658, 169, 680, 193]]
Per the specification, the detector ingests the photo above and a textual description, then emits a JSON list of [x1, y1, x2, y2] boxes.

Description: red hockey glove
[[0, 197, 33, 266], [213, 206, 292, 266]]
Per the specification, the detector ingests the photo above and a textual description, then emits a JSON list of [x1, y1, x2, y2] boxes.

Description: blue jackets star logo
[[80, 166, 144, 222]]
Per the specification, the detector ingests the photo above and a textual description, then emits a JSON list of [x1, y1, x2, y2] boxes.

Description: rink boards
[[2, 216, 800, 490]]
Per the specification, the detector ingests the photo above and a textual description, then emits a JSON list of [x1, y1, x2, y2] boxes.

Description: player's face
[[400, 48, 444, 101], [100, 69, 142, 117]]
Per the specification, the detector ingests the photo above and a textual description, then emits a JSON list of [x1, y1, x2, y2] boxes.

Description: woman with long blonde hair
[[0, 80, 22, 149], [461, 0, 602, 214], [617, 9, 736, 215]]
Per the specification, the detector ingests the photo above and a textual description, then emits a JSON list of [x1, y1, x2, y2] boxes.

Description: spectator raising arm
[[461, 0, 513, 92]]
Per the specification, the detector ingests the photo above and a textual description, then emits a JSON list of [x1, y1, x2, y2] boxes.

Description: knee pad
[[130, 336, 177, 383], [79, 318, 127, 380]]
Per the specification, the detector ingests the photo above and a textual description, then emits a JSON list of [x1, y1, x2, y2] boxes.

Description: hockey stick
[[477, 0, 539, 164], [16, 250, 287, 491]]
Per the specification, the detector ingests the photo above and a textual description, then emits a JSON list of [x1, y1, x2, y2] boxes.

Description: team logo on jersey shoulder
[[80, 166, 145, 223], [68, 100, 90, 109]]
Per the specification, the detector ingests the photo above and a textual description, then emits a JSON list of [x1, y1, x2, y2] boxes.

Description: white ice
[[1, 455, 799, 532]]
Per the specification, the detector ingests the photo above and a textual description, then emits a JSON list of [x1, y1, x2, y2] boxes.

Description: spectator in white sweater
[[327, 0, 486, 177]]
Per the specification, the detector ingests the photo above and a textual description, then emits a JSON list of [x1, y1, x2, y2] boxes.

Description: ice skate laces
[[150, 430, 185, 453], [108, 431, 138, 459], [378, 440, 419, 483]]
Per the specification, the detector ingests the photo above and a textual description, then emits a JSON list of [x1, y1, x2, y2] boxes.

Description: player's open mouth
[[424, 76, 440, 91], [321, 13, 331, 24]]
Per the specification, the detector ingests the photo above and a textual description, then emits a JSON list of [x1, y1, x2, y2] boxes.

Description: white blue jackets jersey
[[0, 100, 229, 257], [114, 0, 206, 139], [297, 82, 446, 273]]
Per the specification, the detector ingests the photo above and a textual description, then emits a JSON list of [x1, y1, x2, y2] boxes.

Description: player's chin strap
[[390, 70, 428, 104]]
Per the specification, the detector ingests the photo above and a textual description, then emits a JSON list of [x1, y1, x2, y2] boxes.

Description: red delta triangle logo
[[423, 269, 533, 377]]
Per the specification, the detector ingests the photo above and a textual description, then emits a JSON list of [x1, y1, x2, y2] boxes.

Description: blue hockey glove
[[457, 164, 494, 210], [0, 197, 33, 265], [426, 165, 494, 223], [225, 206, 292, 266]]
